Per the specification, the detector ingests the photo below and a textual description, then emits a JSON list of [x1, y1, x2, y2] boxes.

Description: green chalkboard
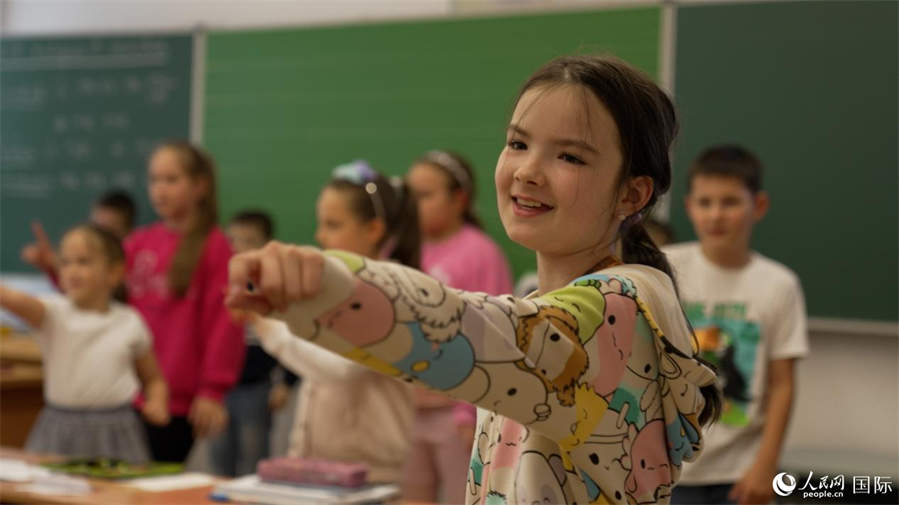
[[205, 7, 661, 279], [1, 35, 192, 272], [670, 1, 898, 321]]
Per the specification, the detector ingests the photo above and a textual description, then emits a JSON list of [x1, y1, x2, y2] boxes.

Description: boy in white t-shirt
[[665, 145, 809, 505]]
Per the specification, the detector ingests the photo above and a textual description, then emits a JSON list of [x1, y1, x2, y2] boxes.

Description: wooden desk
[[0, 448, 224, 505], [0, 335, 44, 447], [0, 335, 43, 364]]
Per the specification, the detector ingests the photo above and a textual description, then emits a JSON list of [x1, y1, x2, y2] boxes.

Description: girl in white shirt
[[250, 161, 418, 483], [0, 224, 168, 463]]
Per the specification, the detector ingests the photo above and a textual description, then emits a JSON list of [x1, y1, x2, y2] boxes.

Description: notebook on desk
[[210, 475, 399, 505]]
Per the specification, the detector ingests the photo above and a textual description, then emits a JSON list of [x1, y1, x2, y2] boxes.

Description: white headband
[[424, 150, 471, 192]]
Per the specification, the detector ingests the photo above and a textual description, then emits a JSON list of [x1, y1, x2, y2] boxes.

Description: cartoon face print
[[459, 293, 528, 363], [575, 274, 636, 297], [623, 421, 671, 504], [516, 306, 587, 407], [479, 362, 552, 425], [469, 428, 489, 498], [608, 386, 644, 431], [541, 292, 599, 345], [391, 322, 475, 390], [667, 355, 715, 417], [576, 435, 629, 504], [315, 278, 396, 347], [492, 419, 530, 469], [626, 314, 659, 381], [589, 293, 639, 398], [388, 266, 464, 343], [444, 365, 490, 404], [558, 384, 609, 453], [574, 273, 637, 298], [514, 451, 568, 505], [666, 411, 701, 467]]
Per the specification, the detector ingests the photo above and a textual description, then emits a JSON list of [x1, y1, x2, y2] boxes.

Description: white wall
[[0, 0, 453, 35], [784, 329, 898, 476], [0, 0, 765, 35]]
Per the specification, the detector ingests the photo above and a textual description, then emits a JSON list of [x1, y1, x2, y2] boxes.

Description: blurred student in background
[[24, 142, 245, 462], [405, 150, 513, 504], [128, 140, 244, 462], [21, 189, 137, 275], [665, 145, 808, 505], [250, 160, 416, 484], [209, 210, 299, 477], [1, 224, 167, 463]]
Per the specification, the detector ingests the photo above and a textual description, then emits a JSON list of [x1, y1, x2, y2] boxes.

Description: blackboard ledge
[[809, 317, 898, 339]]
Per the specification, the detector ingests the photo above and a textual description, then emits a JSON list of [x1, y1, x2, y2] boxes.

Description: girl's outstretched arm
[[0, 284, 46, 329], [227, 242, 713, 450], [251, 316, 367, 382]]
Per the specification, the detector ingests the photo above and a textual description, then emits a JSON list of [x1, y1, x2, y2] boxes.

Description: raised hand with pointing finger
[[20, 221, 58, 274], [225, 242, 326, 315]]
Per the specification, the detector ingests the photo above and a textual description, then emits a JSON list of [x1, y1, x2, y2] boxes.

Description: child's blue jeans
[[208, 380, 272, 477]]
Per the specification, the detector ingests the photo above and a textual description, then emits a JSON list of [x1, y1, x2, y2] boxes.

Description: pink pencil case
[[257, 457, 369, 488]]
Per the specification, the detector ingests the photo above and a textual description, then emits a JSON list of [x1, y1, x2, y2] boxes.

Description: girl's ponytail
[[156, 140, 219, 297], [620, 218, 676, 284], [384, 177, 422, 269], [621, 216, 723, 426]]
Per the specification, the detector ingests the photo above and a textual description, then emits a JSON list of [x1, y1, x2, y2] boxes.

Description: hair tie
[[388, 176, 405, 198], [624, 212, 644, 228], [332, 159, 377, 184], [331, 160, 387, 221]]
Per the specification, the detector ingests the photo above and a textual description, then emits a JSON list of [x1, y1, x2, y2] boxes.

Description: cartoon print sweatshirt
[[269, 251, 717, 505]]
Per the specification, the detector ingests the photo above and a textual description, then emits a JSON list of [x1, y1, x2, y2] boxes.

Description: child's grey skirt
[[25, 403, 151, 463]]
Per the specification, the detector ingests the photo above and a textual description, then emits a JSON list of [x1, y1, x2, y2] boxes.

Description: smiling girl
[[226, 56, 721, 504]]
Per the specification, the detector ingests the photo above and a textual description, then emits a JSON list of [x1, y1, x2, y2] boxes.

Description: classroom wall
[[0, 0, 452, 34], [2, 0, 896, 478], [0, 0, 756, 35]]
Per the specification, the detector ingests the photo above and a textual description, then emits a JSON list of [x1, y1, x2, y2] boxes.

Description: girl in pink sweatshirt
[[126, 140, 244, 462], [405, 150, 514, 503]]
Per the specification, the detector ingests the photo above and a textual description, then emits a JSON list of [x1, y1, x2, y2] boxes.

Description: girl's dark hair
[[327, 170, 421, 269], [154, 140, 219, 297], [230, 210, 275, 241], [65, 223, 128, 301], [689, 144, 763, 195], [66, 223, 126, 265], [516, 55, 721, 426], [94, 189, 137, 232], [415, 150, 483, 229]]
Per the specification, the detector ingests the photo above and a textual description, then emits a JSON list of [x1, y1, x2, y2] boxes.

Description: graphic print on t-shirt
[[684, 301, 759, 426]]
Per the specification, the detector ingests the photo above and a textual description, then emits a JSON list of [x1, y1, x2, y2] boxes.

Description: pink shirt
[[420, 224, 514, 424], [125, 223, 244, 416], [421, 224, 513, 296]]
